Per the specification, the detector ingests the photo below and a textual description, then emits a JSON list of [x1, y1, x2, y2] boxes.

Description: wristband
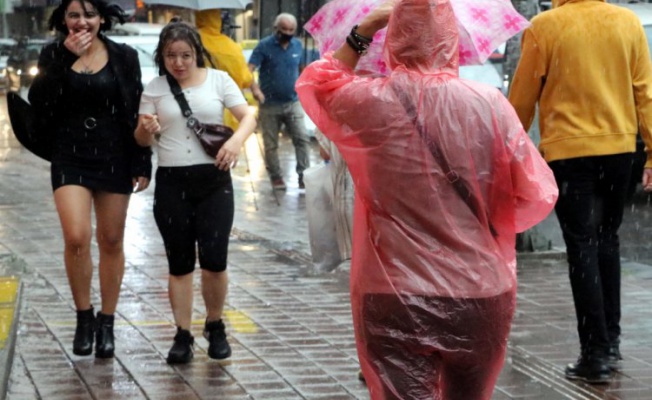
[[346, 25, 373, 55], [351, 25, 373, 44]]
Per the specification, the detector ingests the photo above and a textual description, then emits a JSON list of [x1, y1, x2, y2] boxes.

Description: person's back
[[330, 71, 529, 296], [298, 0, 557, 397], [299, 0, 555, 298], [509, 0, 652, 384], [509, 0, 652, 162]]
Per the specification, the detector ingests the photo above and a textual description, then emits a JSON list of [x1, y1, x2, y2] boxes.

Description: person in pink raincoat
[[296, 0, 558, 398]]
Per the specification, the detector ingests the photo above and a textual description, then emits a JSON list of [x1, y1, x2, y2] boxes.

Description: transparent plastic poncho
[[296, 0, 558, 398], [195, 9, 254, 131]]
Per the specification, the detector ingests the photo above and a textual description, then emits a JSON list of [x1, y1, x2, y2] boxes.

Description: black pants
[[549, 153, 633, 357], [153, 165, 234, 276]]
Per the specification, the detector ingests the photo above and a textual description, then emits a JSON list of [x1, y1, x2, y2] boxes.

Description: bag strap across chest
[[165, 73, 204, 136]]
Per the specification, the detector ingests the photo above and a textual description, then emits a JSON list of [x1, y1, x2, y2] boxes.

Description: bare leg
[[93, 191, 130, 315], [202, 270, 228, 321], [54, 186, 94, 311], [169, 273, 194, 329]]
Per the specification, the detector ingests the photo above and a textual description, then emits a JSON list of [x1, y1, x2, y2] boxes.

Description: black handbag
[[166, 74, 233, 158], [7, 91, 52, 161]]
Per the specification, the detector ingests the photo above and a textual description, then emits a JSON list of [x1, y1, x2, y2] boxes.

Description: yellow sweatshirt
[[508, 0, 652, 167]]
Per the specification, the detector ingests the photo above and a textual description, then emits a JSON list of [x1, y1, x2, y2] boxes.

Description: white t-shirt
[[139, 68, 246, 167]]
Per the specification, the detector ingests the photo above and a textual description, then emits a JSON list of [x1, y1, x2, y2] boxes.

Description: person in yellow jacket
[[195, 9, 253, 130], [509, 0, 652, 385]]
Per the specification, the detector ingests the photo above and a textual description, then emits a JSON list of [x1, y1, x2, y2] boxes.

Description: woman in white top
[[135, 19, 256, 364]]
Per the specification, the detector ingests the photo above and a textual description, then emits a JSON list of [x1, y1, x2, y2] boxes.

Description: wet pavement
[[0, 94, 651, 399]]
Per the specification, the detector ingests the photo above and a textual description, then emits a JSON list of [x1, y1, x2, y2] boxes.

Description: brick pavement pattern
[[0, 99, 651, 399]]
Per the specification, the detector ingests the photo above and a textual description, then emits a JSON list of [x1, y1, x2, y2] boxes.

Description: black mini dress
[[51, 62, 133, 194]]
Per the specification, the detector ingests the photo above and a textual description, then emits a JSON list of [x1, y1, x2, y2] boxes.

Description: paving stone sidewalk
[[0, 102, 651, 398]]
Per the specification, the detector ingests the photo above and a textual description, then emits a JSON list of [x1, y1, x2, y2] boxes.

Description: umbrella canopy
[[142, 0, 251, 10], [304, 0, 529, 75], [7, 92, 52, 162]]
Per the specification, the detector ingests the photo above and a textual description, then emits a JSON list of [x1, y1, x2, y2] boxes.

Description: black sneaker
[[298, 174, 305, 189], [167, 327, 194, 364], [203, 319, 231, 360], [565, 355, 612, 384]]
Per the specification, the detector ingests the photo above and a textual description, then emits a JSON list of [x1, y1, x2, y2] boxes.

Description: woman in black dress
[[28, 0, 151, 358]]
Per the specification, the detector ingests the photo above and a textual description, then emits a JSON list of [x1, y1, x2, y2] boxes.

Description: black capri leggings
[[153, 164, 234, 276]]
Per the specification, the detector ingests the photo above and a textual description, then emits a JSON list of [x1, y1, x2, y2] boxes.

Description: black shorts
[[153, 164, 234, 276], [360, 291, 516, 399]]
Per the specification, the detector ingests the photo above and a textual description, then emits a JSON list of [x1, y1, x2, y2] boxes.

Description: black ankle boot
[[95, 312, 115, 358], [565, 353, 612, 384], [167, 327, 194, 364], [73, 307, 95, 356]]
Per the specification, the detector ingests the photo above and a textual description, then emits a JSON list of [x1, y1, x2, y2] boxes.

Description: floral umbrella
[[304, 0, 530, 75], [142, 0, 251, 10]]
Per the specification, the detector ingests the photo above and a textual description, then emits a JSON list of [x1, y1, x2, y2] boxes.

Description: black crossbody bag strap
[[166, 73, 205, 136], [166, 73, 194, 118], [390, 83, 497, 237]]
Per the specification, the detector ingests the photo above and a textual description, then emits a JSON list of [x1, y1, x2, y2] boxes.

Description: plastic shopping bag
[[304, 163, 342, 272]]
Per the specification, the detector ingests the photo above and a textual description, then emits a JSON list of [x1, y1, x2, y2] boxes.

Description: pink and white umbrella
[[304, 0, 530, 75]]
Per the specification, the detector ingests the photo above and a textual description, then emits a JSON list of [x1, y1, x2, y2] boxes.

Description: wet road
[[0, 94, 652, 399]]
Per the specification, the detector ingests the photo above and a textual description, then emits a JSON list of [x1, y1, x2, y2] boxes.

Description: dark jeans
[[549, 153, 633, 357]]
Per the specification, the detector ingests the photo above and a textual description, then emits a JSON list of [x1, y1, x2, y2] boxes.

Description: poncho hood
[[385, 0, 459, 75], [195, 9, 223, 36], [194, 8, 253, 90]]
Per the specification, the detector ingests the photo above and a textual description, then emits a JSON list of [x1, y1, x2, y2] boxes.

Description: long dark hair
[[154, 18, 216, 76], [49, 0, 126, 35]]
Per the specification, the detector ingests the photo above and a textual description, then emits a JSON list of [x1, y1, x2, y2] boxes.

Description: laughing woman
[[28, 0, 151, 358], [135, 20, 256, 364]]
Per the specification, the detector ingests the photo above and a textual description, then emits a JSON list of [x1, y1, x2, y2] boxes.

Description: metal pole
[[1, 0, 6, 38]]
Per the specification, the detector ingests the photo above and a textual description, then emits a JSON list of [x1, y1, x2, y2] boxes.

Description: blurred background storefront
[[0, 0, 330, 40], [142, 0, 327, 41]]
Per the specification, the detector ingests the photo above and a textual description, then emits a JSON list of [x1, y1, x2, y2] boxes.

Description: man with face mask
[[248, 13, 312, 191]]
